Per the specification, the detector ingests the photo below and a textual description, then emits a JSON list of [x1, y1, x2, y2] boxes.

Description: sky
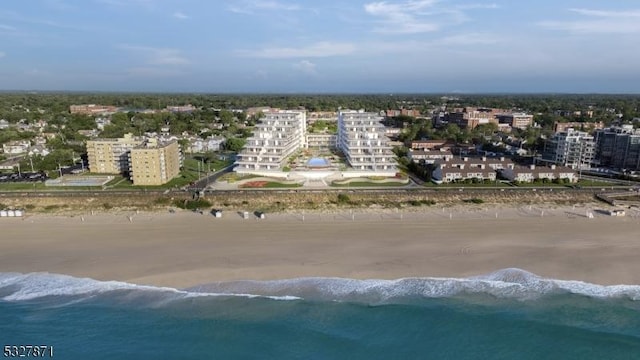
[[1, 0, 640, 93]]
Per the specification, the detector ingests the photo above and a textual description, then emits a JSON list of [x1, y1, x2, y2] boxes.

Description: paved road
[[189, 164, 236, 191]]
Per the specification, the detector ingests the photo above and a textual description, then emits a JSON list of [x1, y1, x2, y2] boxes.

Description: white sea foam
[[0, 272, 300, 303], [189, 268, 640, 303], [1, 269, 639, 304]]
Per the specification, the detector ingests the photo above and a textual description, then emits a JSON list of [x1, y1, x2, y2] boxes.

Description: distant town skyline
[[1, 0, 640, 93]]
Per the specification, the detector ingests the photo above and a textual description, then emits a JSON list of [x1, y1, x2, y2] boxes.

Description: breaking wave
[[2, 269, 640, 306]]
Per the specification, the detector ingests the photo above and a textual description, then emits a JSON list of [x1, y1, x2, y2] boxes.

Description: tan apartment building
[[129, 139, 181, 186], [86, 134, 144, 174], [496, 113, 534, 130]]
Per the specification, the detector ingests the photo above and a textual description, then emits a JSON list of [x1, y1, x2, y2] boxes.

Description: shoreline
[[2, 203, 639, 288]]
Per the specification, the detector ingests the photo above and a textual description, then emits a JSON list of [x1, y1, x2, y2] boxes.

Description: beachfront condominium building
[[594, 125, 640, 170], [86, 133, 144, 174], [337, 110, 397, 173], [542, 128, 595, 170], [128, 139, 182, 186], [235, 110, 306, 173]]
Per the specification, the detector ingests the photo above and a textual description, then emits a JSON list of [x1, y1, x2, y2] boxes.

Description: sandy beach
[[1, 204, 639, 288]]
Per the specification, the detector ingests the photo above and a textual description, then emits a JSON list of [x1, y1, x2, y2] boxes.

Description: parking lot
[[0, 172, 48, 183]]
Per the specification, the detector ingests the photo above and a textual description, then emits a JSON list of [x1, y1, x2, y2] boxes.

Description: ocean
[[2, 269, 640, 359]]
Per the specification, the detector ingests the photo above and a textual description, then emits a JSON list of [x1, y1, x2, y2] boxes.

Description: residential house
[[429, 156, 514, 184], [186, 136, 225, 153], [2, 140, 30, 155], [498, 164, 577, 183], [27, 145, 50, 157], [408, 149, 455, 164]]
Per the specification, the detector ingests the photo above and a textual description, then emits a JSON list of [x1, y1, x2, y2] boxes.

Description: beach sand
[[1, 204, 639, 288]]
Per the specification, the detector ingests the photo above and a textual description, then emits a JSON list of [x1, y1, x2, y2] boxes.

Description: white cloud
[[292, 60, 317, 75], [0, 52, 5, 58], [364, 0, 439, 34], [538, 8, 640, 34], [0, 24, 17, 31], [173, 11, 189, 20], [229, 0, 300, 14], [236, 41, 355, 59], [118, 45, 190, 65], [363, 0, 498, 34], [569, 8, 640, 18]]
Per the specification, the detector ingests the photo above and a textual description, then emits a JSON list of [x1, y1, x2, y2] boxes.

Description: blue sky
[[1, 0, 640, 93]]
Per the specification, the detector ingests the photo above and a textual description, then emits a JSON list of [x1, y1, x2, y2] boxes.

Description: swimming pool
[[307, 158, 329, 167]]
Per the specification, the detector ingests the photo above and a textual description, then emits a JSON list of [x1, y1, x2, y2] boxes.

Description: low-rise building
[[307, 111, 338, 123], [554, 121, 605, 134], [410, 139, 456, 151], [496, 112, 534, 130], [186, 136, 225, 153], [27, 145, 50, 157], [2, 140, 30, 154], [498, 164, 577, 183], [408, 149, 454, 164], [166, 105, 197, 113], [447, 107, 505, 129], [429, 156, 514, 184], [70, 104, 118, 115]]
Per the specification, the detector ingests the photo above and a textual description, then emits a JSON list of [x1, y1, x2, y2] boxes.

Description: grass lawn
[[423, 182, 511, 188], [576, 180, 625, 187], [107, 156, 231, 190], [514, 182, 571, 188], [0, 182, 49, 191], [331, 181, 408, 187]]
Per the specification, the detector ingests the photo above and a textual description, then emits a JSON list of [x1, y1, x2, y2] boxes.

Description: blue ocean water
[[2, 269, 640, 360]]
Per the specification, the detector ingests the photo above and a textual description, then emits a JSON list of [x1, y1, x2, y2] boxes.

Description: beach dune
[[1, 206, 639, 288]]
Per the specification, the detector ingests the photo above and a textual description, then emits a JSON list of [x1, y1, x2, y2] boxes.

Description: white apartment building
[[337, 110, 397, 173], [306, 134, 337, 150], [543, 128, 595, 170], [235, 110, 306, 174]]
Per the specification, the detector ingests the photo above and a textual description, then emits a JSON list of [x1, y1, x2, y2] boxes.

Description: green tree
[[225, 137, 246, 152]]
